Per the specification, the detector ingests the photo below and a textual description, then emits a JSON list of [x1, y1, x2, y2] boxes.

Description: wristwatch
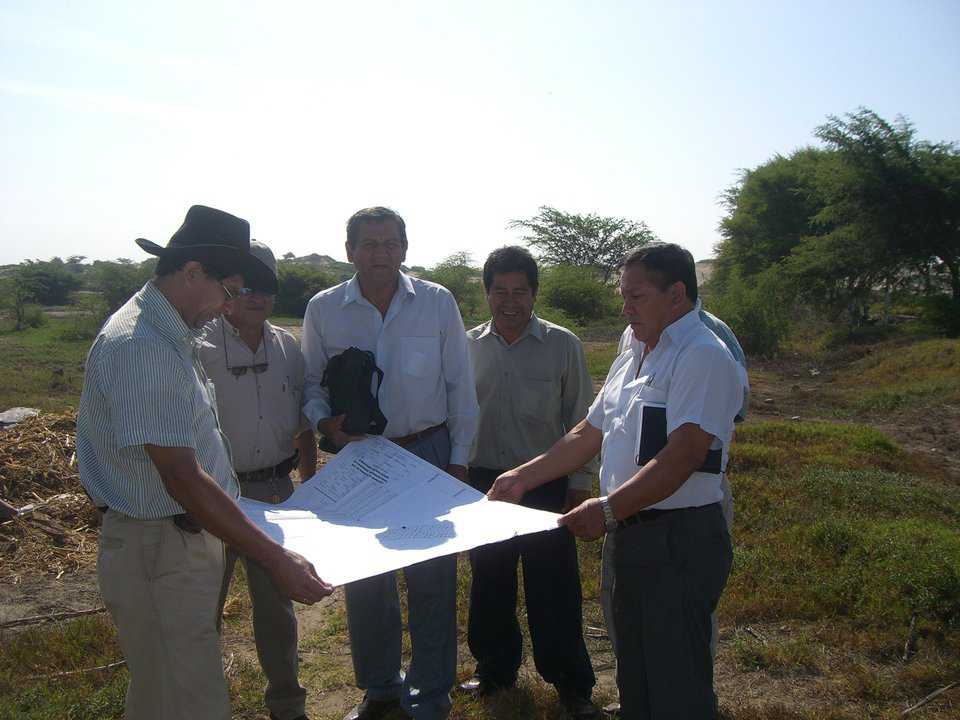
[[599, 496, 618, 533]]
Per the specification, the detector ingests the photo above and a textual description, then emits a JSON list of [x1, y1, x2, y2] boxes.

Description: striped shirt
[[77, 281, 239, 519]]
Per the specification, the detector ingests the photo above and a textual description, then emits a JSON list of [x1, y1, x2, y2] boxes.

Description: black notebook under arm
[[636, 404, 722, 474]]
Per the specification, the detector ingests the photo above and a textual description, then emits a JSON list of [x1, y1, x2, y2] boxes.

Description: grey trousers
[[607, 503, 732, 720], [344, 429, 458, 720], [220, 474, 306, 720], [602, 475, 734, 659]]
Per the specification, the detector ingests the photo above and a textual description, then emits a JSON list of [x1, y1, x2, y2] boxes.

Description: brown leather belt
[[389, 422, 446, 448]]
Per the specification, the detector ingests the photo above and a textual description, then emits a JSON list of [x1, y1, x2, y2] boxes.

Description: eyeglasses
[[236, 288, 276, 300], [229, 362, 269, 377], [222, 324, 270, 377]]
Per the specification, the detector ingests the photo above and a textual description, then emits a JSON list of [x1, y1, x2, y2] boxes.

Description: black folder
[[636, 404, 722, 474]]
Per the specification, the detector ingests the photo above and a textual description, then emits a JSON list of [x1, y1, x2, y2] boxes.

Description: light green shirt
[[467, 315, 597, 491]]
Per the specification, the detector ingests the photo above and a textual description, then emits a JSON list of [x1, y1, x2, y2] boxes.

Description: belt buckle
[[173, 513, 203, 534]]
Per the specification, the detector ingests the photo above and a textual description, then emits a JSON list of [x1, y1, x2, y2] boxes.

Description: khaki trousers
[[98, 510, 229, 720], [219, 475, 306, 720]]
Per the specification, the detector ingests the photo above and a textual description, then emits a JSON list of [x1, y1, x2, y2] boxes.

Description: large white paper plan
[[238, 436, 561, 586]]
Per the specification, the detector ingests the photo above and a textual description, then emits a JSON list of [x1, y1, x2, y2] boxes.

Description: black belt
[[96, 506, 203, 534], [618, 503, 718, 528], [618, 507, 680, 527], [236, 453, 298, 484]]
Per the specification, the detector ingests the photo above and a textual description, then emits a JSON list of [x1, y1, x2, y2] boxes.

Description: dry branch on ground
[[0, 411, 99, 582]]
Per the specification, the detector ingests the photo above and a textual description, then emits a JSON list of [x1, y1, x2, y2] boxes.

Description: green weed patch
[[0, 616, 125, 720], [584, 342, 619, 381], [724, 421, 960, 630], [0, 318, 88, 411], [732, 421, 903, 471], [842, 339, 960, 413]]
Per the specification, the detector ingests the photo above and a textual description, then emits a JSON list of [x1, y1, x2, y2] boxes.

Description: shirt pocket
[[517, 376, 560, 423], [400, 336, 441, 379], [635, 382, 668, 406]]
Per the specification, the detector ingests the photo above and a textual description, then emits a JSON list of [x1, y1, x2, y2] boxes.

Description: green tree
[[419, 252, 485, 322], [276, 263, 335, 317], [538, 264, 619, 324], [87, 259, 155, 311], [0, 267, 42, 330], [707, 267, 792, 356], [509, 206, 658, 281], [18, 258, 81, 306], [714, 148, 828, 288], [813, 109, 960, 301]]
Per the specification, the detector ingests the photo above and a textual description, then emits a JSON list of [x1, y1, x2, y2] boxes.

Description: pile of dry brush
[[0, 411, 99, 582]]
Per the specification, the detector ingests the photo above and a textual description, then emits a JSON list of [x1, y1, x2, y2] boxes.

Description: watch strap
[[599, 495, 618, 532]]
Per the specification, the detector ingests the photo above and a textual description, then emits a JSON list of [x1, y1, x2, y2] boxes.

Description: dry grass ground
[[1, 319, 958, 718]]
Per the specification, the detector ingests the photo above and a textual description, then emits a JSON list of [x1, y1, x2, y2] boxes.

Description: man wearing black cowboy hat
[[77, 205, 333, 720]]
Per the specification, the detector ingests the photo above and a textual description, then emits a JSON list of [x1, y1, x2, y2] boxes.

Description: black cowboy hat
[[135, 205, 277, 293]]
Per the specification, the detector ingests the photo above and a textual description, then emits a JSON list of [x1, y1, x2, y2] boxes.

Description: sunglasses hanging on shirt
[[222, 324, 269, 377]]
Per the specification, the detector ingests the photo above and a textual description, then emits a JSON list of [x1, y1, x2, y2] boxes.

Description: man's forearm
[[607, 426, 709, 519], [295, 429, 318, 479], [162, 466, 283, 567], [514, 419, 602, 491]]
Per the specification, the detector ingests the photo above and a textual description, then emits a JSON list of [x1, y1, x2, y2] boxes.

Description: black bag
[[320, 347, 387, 452]]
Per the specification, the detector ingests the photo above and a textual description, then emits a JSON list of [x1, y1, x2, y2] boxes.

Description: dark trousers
[[466, 467, 596, 696], [612, 503, 732, 720]]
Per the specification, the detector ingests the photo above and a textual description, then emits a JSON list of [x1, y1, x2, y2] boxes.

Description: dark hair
[[154, 247, 245, 280], [621, 243, 698, 302], [482, 246, 539, 294], [346, 206, 408, 249]]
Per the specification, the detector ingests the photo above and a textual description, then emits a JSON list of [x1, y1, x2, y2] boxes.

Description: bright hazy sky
[[2, 1, 958, 268]]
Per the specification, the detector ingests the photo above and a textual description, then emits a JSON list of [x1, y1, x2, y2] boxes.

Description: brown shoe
[[341, 695, 405, 720]]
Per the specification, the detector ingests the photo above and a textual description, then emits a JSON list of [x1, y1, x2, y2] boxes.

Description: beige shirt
[[467, 315, 597, 490], [199, 317, 308, 473]]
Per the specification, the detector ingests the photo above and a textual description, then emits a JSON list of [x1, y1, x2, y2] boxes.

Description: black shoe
[[557, 689, 601, 720], [270, 715, 309, 720], [341, 695, 405, 720], [458, 674, 515, 697]]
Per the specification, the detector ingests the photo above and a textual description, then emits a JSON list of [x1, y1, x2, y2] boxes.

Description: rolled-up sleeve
[[301, 296, 332, 429], [440, 292, 479, 466], [102, 340, 197, 451], [666, 343, 743, 441]]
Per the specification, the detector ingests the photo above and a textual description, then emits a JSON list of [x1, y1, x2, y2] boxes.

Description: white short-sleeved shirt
[[587, 309, 744, 508], [617, 298, 750, 422]]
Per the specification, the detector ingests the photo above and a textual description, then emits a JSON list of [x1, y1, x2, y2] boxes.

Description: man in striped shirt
[[77, 206, 333, 720]]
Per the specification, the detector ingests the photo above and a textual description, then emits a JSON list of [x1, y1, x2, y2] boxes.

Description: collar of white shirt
[[659, 307, 702, 348], [341, 272, 416, 308]]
